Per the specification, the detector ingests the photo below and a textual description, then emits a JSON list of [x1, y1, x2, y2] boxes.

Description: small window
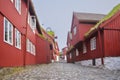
[[69, 32, 72, 40], [26, 39, 36, 56], [15, 28, 21, 49], [83, 43, 87, 53], [73, 27, 77, 35], [15, 0, 21, 14], [90, 37, 96, 51], [33, 45, 36, 55], [28, 13, 36, 33], [26, 39, 30, 52], [11, 0, 14, 3], [4, 18, 13, 45], [76, 49, 79, 56], [70, 53, 72, 59]]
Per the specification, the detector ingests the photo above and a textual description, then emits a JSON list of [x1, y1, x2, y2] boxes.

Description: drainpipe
[[98, 29, 104, 65], [23, 0, 29, 67]]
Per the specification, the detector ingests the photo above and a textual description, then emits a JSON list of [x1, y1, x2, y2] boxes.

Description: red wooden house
[[0, 0, 42, 67], [0, 0, 59, 67], [67, 12, 105, 63], [67, 4, 120, 70]]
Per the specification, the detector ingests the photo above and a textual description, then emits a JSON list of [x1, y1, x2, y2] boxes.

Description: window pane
[[15, 0, 21, 14], [9, 24, 13, 43], [4, 19, 8, 41]]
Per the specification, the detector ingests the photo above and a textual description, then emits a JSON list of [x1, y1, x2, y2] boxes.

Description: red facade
[[0, 0, 27, 66], [0, 0, 59, 67], [101, 11, 120, 57], [67, 12, 105, 63], [36, 34, 51, 64], [67, 5, 120, 65]]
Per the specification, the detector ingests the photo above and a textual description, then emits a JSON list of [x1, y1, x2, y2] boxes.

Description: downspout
[[23, 0, 29, 67], [98, 29, 104, 65]]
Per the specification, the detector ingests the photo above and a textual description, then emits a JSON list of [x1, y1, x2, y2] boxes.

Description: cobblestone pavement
[[3, 62, 120, 80]]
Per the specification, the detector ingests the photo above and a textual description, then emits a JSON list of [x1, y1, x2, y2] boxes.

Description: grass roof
[[85, 4, 120, 37]]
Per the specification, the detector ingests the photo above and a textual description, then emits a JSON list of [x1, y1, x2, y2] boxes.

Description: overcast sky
[[32, 0, 120, 51]]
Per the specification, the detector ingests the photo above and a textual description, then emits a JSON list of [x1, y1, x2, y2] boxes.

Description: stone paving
[[3, 61, 120, 80]]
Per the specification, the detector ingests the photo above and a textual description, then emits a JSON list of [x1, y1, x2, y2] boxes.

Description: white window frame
[[83, 43, 87, 53], [73, 26, 77, 35], [4, 18, 13, 45], [15, 28, 21, 49], [76, 49, 79, 56], [15, 0, 21, 14], [90, 37, 96, 51]]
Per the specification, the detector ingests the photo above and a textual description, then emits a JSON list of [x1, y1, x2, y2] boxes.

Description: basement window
[[83, 43, 87, 53], [15, 28, 21, 49], [76, 49, 79, 56], [90, 37, 96, 51], [70, 53, 72, 59], [4, 18, 13, 45]]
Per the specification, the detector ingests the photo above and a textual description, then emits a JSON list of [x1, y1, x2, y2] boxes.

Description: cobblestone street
[[3, 61, 120, 80]]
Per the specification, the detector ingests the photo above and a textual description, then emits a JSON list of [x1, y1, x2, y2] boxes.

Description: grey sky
[[32, 0, 120, 51]]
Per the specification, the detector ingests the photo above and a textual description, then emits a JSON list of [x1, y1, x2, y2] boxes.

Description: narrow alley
[[3, 61, 120, 80]]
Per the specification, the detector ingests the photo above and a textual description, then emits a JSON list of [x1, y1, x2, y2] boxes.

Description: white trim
[[4, 17, 13, 45]]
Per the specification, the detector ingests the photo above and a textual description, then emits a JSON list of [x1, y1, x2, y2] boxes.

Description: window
[[73, 26, 77, 35], [26, 39, 36, 55], [70, 53, 72, 59], [33, 45, 36, 55], [69, 32, 72, 40], [28, 13, 36, 33], [15, 28, 21, 49], [4, 18, 13, 45], [83, 43, 87, 53], [15, 0, 21, 14], [11, 0, 14, 3], [76, 49, 79, 56], [90, 37, 96, 50]]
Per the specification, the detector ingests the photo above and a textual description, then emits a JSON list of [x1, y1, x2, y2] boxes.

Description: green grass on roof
[[85, 4, 120, 37], [47, 31, 55, 37]]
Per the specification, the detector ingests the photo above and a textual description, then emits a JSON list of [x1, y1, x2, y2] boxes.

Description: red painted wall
[[72, 23, 94, 46], [0, 14, 24, 67], [102, 12, 120, 57], [0, 0, 37, 67], [36, 34, 51, 64], [0, 0, 27, 34]]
